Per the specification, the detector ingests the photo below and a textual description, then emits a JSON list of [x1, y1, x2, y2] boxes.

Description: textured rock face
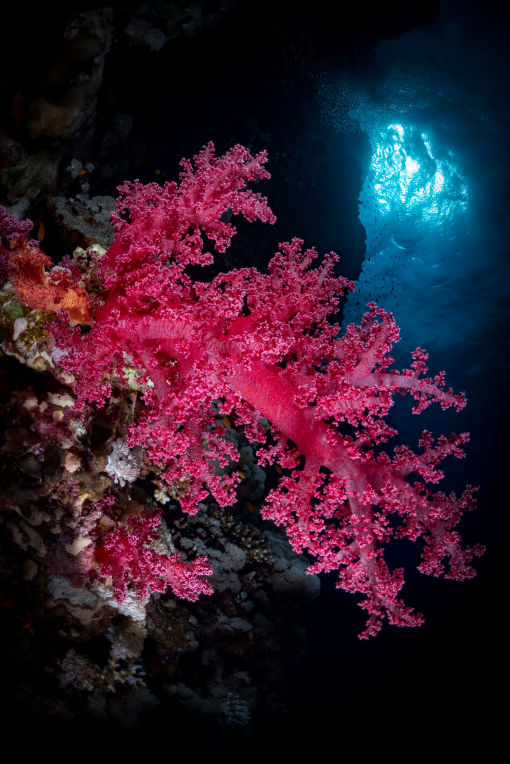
[[0, 136, 60, 218], [0, 3, 242, 242], [0, 8, 114, 221], [47, 195, 116, 249], [25, 8, 114, 142]]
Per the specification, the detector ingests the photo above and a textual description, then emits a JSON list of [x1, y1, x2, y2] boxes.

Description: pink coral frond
[[43, 143, 483, 638], [94, 507, 212, 603]]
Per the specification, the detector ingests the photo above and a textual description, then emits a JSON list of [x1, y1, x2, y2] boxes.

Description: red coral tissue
[[21, 142, 484, 637]]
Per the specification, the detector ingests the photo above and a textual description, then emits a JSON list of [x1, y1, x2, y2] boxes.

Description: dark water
[[2, 0, 507, 752]]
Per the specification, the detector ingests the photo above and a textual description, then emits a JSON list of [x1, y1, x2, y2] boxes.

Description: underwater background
[[0, 0, 507, 754]]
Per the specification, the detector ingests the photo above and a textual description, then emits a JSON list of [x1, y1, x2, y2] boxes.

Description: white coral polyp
[[105, 438, 142, 487]]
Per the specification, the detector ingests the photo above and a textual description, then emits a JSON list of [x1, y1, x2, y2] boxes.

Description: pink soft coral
[[94, 507, 212, 602], [46, 142, 484, 637]]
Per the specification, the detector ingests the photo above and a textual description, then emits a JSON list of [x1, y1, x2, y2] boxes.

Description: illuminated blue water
[[322, 3, 510, 567], [343, 119, 476, 356], [368, 122, 468, 222], [330, 18, 510, 394]]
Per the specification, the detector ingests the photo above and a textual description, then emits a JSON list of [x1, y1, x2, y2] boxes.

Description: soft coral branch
[[94, 507, 213, 602], [97, 141, 276, 294], [31, 142, 485, 637]]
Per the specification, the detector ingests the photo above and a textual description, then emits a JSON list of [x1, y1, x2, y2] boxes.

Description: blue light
[[368, 123, 468, 227], [342, 120, 472, 353]]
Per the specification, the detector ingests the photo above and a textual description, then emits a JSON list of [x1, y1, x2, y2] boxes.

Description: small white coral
[[48, 576, 98, 607], [112, 588, 148, 622], [13, 316, 28, 340], [105, 439, 142, 487]]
